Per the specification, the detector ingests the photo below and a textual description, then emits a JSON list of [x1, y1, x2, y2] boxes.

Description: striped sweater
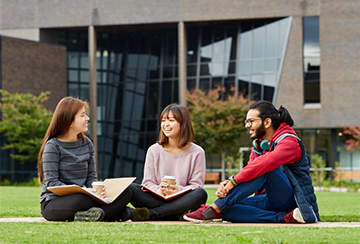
[[39, 136, 97, 203]]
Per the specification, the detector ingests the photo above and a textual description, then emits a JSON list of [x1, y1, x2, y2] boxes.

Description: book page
[[48, 177, 136, 204], [141, 184, 191, 201]]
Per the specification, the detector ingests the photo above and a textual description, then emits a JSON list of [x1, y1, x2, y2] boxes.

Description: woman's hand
[[91, 186, 107, 198], [215, 180, 234, 198], [159, 179, 178, 195], [99, 186, 106, 198]]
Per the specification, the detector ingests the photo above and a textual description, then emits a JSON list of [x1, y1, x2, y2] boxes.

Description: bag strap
[[275, 133, 299, 144]]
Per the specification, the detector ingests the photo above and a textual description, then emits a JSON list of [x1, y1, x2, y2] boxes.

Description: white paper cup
[[163, 175, 176, 189], [92, 181, 105, 195]]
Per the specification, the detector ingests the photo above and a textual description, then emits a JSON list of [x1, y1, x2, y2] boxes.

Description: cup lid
[[163, 175, 176, 180], [92, 181, 105, 186]]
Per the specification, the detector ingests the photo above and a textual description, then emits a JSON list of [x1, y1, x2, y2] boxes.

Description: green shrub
[[310, 154, 326, 188], [0, 177, 41, 186]]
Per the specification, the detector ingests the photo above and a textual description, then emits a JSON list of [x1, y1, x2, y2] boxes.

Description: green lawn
[[0, 187, 360, 243]]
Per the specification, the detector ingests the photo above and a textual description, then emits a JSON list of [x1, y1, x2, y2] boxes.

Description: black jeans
[[41, 188, 132, 221], [129, 183, 207, 220]]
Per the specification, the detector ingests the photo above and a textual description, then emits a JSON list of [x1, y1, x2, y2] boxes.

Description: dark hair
[[249, 100, 294, 130], [157, 103, 195, 148], [37, 97, 89, 183]]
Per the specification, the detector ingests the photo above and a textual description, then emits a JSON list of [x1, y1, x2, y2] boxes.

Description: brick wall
[[1, 36, 67, 110]]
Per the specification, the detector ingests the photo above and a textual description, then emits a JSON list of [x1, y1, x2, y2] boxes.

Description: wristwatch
[[228, 175, 238, 186]]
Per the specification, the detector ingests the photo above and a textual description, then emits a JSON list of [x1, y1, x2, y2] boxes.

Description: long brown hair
[[157, 103, 195, 148], [37, 97, 89, 183]]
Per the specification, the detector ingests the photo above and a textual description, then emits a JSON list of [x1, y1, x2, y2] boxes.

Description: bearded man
[[184, 100, 320, 223]]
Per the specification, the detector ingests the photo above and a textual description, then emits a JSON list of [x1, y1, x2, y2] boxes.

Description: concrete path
[[1, 217, 360, 227]]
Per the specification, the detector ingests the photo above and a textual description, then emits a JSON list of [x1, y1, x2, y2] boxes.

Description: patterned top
[[39, 136, 97, 203]]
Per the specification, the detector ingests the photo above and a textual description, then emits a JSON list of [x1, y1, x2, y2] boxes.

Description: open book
[[48, 177, 136, 204], [141, 184, 191, 201]]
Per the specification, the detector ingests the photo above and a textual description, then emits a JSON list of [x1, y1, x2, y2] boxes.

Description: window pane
[[187, 27, 199, 63], [303, 17, 320, 57], [187, 64, 197, 77], [200, 78, 210, 91], [304, 81, 320, 103], [68, 52, 79, 68], [239, 31, 252, 59], [68, 83, 79, 97], [252, 26, 265, 58], [238, 76, 250, 96], [68, 70, 78, 81], [264, 59, 278, 72], [163, 66, 173, 78], [149, 67, 159, 79], [238, 60, 251, 74], [264, 86, 274, 101], [187, 78, 196, 91], [251, 83, 262, 100], [252, 59, 263, 73], [303, 16, 320, 104], [265, 21, 278, 57]]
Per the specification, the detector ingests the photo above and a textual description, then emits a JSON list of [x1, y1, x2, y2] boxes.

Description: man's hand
[[215, 180, 234, 198]]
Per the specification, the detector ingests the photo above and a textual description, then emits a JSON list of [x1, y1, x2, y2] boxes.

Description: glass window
[[264, 86, 274, 102], [251, 83, 262, 101], [137, 68, 148, 81], [235, 17, 291, 101], [187, 78, 196, 91], [238, 77, 249, 97], [239, 30, 252, 59], [149, 67, 160, 79], [163, 66, 173, 78], [161, 79, 172, 107], [265, 21, 278, 58], [80, 51, 89, 69], [80, 70, 89, 82], [253, 27, 265, 59], [303, 16, 320, 104], [68, 70, 78, 81], [187, 28, 199, 63], [68, 83, 79, 97], [68, 52, 79, 68], [199, 78, 210, 91]]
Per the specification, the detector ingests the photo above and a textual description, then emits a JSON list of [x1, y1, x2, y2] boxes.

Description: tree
[[187, 86, 252, 181], [0, 90, 53, 163], [342, 126, 360, 152]]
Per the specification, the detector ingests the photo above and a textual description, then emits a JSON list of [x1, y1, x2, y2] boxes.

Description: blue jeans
[[214, 168, 297, 223]]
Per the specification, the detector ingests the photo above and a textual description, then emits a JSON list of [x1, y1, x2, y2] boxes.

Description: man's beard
[[250, 123, 266, 140]]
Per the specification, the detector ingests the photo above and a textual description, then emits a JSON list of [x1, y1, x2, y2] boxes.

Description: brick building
[[0, 0, 359, 182]]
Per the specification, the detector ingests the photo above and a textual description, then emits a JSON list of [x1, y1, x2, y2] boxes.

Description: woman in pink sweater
[[122, 103, 208, 221]]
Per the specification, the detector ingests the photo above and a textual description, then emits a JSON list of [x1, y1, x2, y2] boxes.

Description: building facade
[[0, 0, 359, 182]]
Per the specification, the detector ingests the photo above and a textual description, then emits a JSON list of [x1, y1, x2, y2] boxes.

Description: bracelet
[[228, 175, 238, 186]]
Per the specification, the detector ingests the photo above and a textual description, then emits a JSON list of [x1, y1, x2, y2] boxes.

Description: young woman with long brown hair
[[38, 97, 132, 222]]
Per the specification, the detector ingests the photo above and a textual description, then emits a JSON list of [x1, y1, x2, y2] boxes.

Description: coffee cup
[[92, 181, 105, 195], [163, 175, 176, 189]]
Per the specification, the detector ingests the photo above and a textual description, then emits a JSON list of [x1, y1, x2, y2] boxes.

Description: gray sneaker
[[74, 207, 105, 222]]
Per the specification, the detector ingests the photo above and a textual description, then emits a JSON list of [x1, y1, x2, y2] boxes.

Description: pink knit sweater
[[142, 142, 206, 194]]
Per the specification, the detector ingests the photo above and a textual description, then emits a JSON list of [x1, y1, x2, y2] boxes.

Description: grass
[[0, 186, 360, 243], [1, 222, 360, 244]]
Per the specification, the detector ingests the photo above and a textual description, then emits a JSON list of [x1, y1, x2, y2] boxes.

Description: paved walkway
[[1, 217, 360, 227]]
